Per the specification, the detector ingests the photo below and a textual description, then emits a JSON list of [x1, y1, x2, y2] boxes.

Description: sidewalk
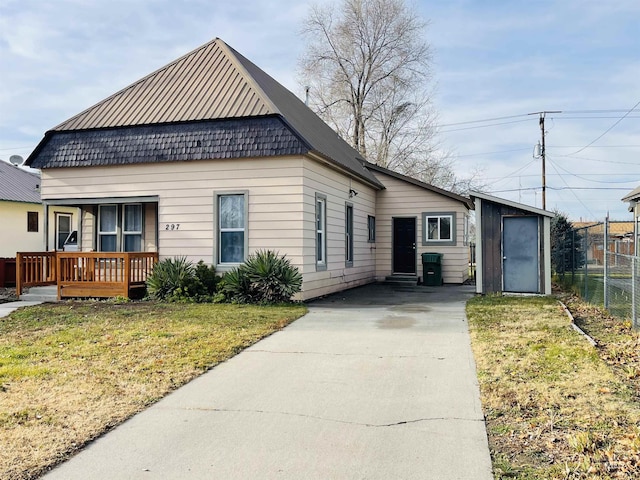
[[43, 283, 492, 479], [0, 300, 42, 318]]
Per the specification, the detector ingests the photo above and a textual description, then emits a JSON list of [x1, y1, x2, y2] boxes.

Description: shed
[[470, 191, 553, 295]]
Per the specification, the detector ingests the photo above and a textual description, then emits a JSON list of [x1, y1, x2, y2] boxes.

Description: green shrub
[[146, 257, 202, 301], [195, 260, 219, 295], [221, 250, 302, 304]]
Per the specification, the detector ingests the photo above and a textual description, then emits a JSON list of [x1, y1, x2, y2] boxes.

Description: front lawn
[[467, 295, 640, 479], [0, 301, 306, 479]]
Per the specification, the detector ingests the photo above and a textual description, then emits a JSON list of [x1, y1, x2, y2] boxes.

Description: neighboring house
[[0, 160, 78, 257], [25, 38, 471, 300], [572, 221, 634, 264], [622, 187, 640, 255]]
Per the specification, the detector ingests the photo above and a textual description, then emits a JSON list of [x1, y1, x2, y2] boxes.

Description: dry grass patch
[[0, 300, 306, 479], [467, 295, 640, 479]]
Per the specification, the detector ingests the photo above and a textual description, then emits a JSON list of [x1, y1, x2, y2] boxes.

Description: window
[[368, 215, 376, 243], [316, 194, 327, 270], [27, 211, 38, 232], [345, 203, 354, 266], [98, 204, 144, 252], [422, 212, 456, 246], [218, 193, 246, 264], [123, 204, 143, 252]]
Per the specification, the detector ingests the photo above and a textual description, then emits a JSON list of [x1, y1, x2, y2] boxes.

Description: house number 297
[[165, 224, 180, 230]]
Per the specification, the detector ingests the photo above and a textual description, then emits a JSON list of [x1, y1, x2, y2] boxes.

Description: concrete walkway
[[0, 300, 42, 317], [43, 283, 492, 480]]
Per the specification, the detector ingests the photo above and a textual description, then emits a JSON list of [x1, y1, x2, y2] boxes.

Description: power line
[[440, 118, 533, 133], [436, 113, 531, 128], [548, 161, 596, 218], [484, 159, 538, 187], [566, 99, 640, 156], [547, 158, 640, 184], [551, 154, 640, 166], [451, 147, 531, 158]]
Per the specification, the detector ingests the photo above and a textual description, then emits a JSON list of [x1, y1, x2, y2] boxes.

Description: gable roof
[[622, 185, 640, 203], [367, 163, 473, 209], [26, 38, 382, 188], [0, 160, 41, 204], [470, 191, 554, 217]]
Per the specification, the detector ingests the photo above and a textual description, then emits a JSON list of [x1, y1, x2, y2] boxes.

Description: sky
[[1, 0, 639, 221]]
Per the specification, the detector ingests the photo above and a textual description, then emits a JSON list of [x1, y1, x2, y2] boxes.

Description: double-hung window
[[98, 205, 118, 251], [316, 194, 327, 270], [98, 204, 144, 252], [345, 203, 354, 267], [123, 204, 143, 252], [422, 212, 457, 246], [218, 193, 246, 264]]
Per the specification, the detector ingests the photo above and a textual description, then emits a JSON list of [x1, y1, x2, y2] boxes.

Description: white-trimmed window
[[316, 194, 327, 270], [98, 204, 144, 252], [368, 215, 376, 243], [422, 212, 456, 246], [218, 193, 246, 264], [345, 203, 354, 267]]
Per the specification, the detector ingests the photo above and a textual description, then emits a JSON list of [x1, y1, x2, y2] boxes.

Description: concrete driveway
[[44, 283, 492, 480]]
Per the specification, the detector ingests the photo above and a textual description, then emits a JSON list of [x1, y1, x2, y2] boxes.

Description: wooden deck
[[17, 252, 158, 300]]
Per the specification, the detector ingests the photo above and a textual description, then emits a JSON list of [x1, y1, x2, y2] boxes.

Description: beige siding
[[373, 171, 470, 284], [0, 201, 78, 256], [301, 158, 377, 299], [41, 157, 308, 277]]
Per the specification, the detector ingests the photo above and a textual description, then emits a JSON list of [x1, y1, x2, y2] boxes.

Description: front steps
[[19, 286, 58, 302], [384, 275, 420, 286]]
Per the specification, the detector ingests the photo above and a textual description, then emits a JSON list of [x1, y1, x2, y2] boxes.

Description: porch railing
[[17, 252, 158, 299]]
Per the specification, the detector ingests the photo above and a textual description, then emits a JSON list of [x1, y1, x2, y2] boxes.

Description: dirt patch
[[0, 288, 17, 304]]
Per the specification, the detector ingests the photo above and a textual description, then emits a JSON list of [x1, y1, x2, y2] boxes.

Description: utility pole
[[529, 110, 561, 210]]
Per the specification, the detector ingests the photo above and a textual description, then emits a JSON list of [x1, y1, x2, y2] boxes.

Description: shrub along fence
[[555, 219, 640, 327]]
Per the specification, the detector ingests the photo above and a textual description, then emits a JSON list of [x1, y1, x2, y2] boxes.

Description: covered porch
[[17, 251, 158, 300]]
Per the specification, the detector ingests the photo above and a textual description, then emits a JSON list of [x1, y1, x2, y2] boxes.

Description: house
[[572, 221, 634, 264], [24, 38, 472, 300], [471, 191, 553, 295], [622, 187, 640, 255], [0, 160, 78, 257]]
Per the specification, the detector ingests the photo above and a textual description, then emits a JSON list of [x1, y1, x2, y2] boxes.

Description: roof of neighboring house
[[26, 38, 382, 188], [469, 191, 554, 217], [0, 160, 41, 204], [572, 221, 634, 236], [622, 185, 640, 203], [367, 163, 473, 209]]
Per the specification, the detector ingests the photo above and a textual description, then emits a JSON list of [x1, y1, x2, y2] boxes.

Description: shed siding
[[480, 200, 546, 294], [372, 171, 469, 284]]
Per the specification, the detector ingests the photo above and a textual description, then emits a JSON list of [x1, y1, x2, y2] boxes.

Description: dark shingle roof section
[[29, 117, 309, 169], [0, 160, 41, 203]]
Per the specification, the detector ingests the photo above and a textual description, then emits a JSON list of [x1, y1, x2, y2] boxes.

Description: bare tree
[[298, 0, 485, 194]]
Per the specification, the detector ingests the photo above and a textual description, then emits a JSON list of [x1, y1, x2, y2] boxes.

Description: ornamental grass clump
[[146, 257, 219, 302], [222, 250, 302, 304]]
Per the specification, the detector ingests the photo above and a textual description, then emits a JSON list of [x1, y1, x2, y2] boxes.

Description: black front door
[[393, 217, 416, 274]]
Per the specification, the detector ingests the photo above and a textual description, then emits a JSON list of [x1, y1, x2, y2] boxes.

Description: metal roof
[[31, 38, 382, 188], [470, 191, 554, 217], [0, 160, 41, 203], [622, 185, 640, 203]]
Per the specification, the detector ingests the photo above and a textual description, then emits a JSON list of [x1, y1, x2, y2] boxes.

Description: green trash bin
[[422, 253, 443, 286]]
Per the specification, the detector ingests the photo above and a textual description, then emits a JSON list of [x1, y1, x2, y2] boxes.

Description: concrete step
[[384, 275, 419, 286], [20, 285, 58, 302]]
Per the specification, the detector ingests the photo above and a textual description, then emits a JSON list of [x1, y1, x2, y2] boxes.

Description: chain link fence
[[555, 220, 639, 326]]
